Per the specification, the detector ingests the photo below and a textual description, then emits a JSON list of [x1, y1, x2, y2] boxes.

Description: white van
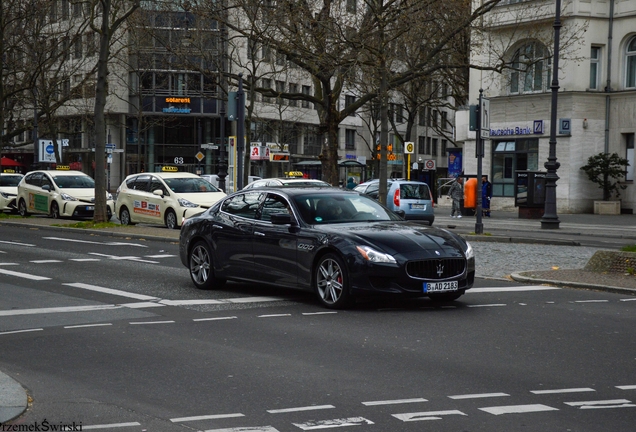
[[200, 174, 261, 192]]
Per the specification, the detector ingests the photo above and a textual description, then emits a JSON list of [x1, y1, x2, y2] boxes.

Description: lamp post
[[541, 0, 562, 229], [236, 73, 245, 191]]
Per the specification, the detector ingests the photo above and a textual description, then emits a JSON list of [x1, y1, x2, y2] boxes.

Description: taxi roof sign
[[285, 171, 304, 178], [55, 165, 71, 170], [161, 166, 179, 172]]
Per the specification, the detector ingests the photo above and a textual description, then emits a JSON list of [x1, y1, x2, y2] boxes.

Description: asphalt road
[[1, 227, 635, 431]]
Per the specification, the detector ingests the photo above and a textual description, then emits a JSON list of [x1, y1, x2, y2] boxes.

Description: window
[[262, 45, 272, 62], [509, 42, 550, 94], [418, 109, 425, 126], [590, 46, 601, 90], [432, 138, 438, 156], [86, 32, 97, 57], [441, 139, 447, 155], [221, 193, 262, 219], [345, 129, 356, 150], [441, 111, 448, 130], [289, 83, 298, 107], [345, 95, 356, 116], [247, 39, 257, 60], [72, 1, 82, 17], [262, 78, 272, 103], [61, 0, 69, 20], [418, 136, 425, 154], [275, 80, 285, 105], [396, 104, 404, 123], [492, 139, 539, 196], [432, 110, 438, 128], [626, 37, 636, 88], [73, 37, 82, 59], [302, 85, 311, 108], [346, 0, 357, 13], [426, 137, 431, 155], [626, 133, 634, 181]]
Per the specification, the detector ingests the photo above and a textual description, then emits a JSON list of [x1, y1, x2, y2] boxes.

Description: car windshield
[[52, 175, 95, 188], [0, 175, 23, 186], [292, 193, 402, 224], [400, 183, 430, 199], [281, 180, 330, 187], [163, 177, 221, 193]]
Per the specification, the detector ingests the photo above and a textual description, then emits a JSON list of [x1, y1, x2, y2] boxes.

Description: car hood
[[0, 186, 18, 194], [177, 192, 226, 207], [56, 188, 97, 200], [320, 221, 466, 257]]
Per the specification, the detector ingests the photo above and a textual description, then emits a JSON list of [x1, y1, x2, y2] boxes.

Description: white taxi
[[16, 169, 114, 219], [0, 171, 24, 212], [115, 170, 226, 229]]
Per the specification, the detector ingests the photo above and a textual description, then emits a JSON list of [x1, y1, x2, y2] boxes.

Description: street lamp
[[541, 0, 562, 229]]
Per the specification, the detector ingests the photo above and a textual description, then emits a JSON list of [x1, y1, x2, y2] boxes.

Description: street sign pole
[[475, 89, 487, 235]]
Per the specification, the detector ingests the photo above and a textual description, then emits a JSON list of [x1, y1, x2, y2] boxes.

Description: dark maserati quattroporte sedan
[[179, 187, 475, 309]]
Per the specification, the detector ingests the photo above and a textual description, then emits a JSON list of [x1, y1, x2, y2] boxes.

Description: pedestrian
[[346, 177, 357, 189], [448, 176, 463, 218], [481, 175, 492, 217]]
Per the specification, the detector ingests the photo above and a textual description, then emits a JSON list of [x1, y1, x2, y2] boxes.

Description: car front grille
[[406, 258, 466, 280]]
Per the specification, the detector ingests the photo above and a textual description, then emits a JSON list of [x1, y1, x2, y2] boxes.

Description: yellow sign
[[2, 169, 16, 173], [195, 152, 205, 162], [55, 165, 71, 170], [165, 97, 191, 104], [404, 142, 414, 154], [161, 166, 179, 172], [285, 171, 304, 178]]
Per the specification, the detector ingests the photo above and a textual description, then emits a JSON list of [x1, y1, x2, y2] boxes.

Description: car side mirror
[[152, 189, 164, 197], [270, 213, 293, 225], [42, 185, 51, 192]]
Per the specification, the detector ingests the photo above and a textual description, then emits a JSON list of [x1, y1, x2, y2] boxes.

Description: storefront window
[[492, 139, 539, 197]]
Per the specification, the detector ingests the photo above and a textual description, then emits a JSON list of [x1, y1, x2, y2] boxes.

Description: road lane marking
[[0, 268, 50, 280], [0, 263, 18, 266], [64, 323, 113, 329], [258, 314, 292, 318], [620, 298, 636, 302], [303, 311, 338, 316], [193, 316, 238, 322], [30, 260, 63, 263], [129, 320, 175, 325], [201, 427, 279, 432], [617, 385, 636, 390], [0, 240, 35, 246], [0, 305, 121, 317], [267, 405, 334, 413], [449, 393, 509, 400], [145, 254, 176, 258], [565, 399, 635, 409], [121, 302, 165, 309], [160, 299, 225, 306], [362, 398, 427, 406], [69, 258, 102, 262], [531, 388, 595, 395], [227, 296, 286, 303], [574, 300, 609, 303], [171, 413, 245, 422], [0, 328, 43, 335], [469, 286, 560, 293], [83, 422, 141, 430], [392, 410, 466, 422], [293, 417, 373, 430], [63, 283, 160, 301], [467, 304, 506, 308], [89, 252, 159, 263], [43, 237, 148, 247], [479, 404, 559, 415]]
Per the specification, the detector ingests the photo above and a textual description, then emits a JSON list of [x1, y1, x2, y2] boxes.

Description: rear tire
[[165, 209, 178, 229], [18, 199, 29, 217], [189, 241, 226, 290], [314, 253, 353, 309]]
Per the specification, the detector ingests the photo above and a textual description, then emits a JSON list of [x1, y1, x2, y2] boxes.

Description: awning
[[0, 156, 25, 167]]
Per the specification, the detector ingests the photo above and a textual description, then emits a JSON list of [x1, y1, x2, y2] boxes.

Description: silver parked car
[[354, 179, 435, 225]]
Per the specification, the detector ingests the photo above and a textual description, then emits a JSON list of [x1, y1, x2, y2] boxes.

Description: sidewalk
[[0, 210, 635, 423]]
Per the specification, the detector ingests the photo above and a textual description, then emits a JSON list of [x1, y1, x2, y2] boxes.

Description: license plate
[[424, 281, 458, 292], [410, 204, 426, 210], [86, 206, 94, 210]]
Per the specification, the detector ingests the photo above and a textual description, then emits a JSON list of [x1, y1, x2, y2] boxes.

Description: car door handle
[[213, 224, 224, 229], [254, 231, 265, 236]]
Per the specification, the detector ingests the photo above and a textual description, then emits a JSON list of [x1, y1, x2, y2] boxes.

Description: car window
[[292, 193, 400, 224], [164, 177, 221, 193], [150, 177, 168, 195], [25, 172, 42, 186], [132, 175, 151, 192], [41, 175, 53, 189], [399, 183, 430, 200], [220, 192, 262, 219], [52, 175, 94, 189], [259, 193, 293, 222], [0, 175, 23, 186]]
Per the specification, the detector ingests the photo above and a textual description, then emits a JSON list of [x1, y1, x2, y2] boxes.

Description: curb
[[461, 234, 581, 246], [0, 372, 27, 424], [510, 272, 636, 296]]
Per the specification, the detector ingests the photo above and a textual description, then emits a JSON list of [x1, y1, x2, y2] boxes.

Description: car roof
[[128, 172, 200, 179], [30, 170, 88, 176], [239, 186, 356, 197]]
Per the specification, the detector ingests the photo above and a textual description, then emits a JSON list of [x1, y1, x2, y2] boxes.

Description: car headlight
[[107, 192, 113, 200], [177, 198, 198, 208], [356, 245, 397, 264], [0, 192, 9, 199], [60, 193, 77, 201], [465, 241, 474, 260]]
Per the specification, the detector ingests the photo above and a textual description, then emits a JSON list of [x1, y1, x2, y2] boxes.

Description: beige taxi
[[16, 169, 114, 219], [0, 171, 24, 212], [115, 170, 226, 229]]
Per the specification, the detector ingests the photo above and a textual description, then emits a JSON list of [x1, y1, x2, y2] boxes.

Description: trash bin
[[462, 177, 478, 216]]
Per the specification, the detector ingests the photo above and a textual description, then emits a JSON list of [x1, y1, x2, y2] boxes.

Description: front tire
[[314, 253, 352, 309], [165, 209, 178, 230], [50, 202, 60, 219], [119, 207, 134, 226], [18, 199, 29, 217], [189, 241, 226, 290]]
